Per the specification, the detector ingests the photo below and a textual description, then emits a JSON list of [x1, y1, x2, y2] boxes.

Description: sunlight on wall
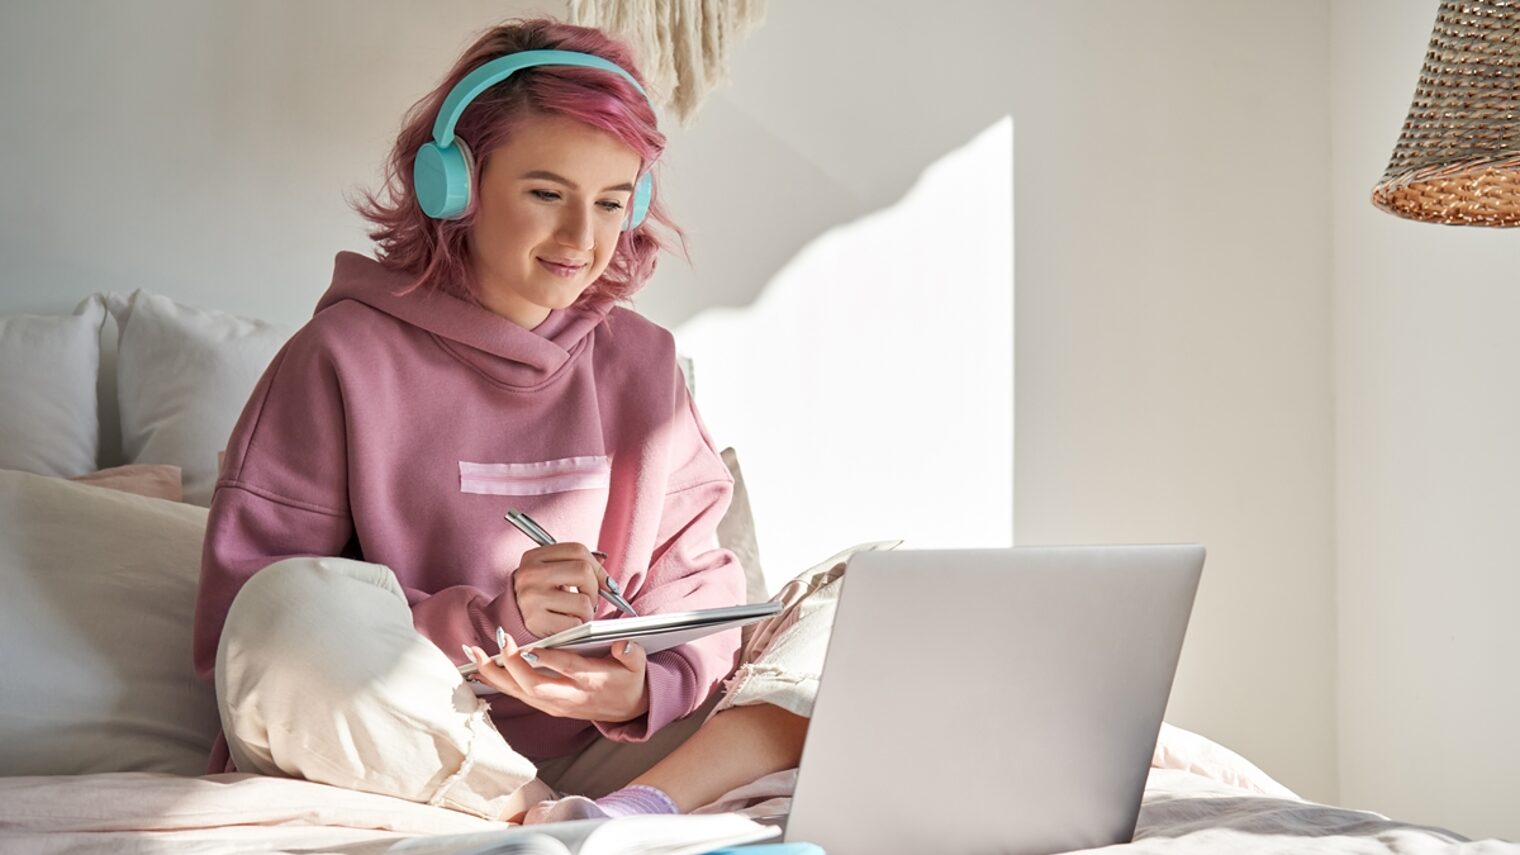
[[676, 117, 1014, 593]]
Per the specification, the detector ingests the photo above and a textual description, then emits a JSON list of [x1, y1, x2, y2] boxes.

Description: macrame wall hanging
[[568, 0, 767, 127]]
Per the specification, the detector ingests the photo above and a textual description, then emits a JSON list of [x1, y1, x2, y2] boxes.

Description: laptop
[[781, 544, 1205, 855]]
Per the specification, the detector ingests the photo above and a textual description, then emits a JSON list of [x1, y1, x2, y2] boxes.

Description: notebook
[[458, 602, 782, 677], [378, 813, 790, 855]]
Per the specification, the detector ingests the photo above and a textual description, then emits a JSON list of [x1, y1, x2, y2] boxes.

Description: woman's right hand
[[512, 543, 611, 637]]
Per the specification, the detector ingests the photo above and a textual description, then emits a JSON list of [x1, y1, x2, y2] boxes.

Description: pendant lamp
[[1373, 0, 1520, 226]]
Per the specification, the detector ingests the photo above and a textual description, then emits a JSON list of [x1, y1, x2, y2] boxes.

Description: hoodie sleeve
[[594, 366, 747, 742], [192, 326, 533, 690], [405, 577, 535, 665], [192, 331, 355, 688]]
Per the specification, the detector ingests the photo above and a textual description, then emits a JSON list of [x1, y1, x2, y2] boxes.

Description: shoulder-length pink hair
[[350, 19, 685, 304]]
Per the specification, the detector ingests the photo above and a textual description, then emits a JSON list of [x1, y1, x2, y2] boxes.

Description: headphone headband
[[431, 50, 649, 147]]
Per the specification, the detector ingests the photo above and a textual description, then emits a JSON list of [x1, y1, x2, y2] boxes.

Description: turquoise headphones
[[413, 49, 655, 230]]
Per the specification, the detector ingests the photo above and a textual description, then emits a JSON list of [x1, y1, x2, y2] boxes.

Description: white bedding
[[1118, 769, 1509, 854], [2, 726, 1509, 854]]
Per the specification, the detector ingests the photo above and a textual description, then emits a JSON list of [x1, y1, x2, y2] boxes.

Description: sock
[[523, 784, 679, 825], [594, 784, 680, 817]]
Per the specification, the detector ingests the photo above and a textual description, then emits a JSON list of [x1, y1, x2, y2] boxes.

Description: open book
[[381, 813, 781, 855], [458, 602, 782, 677]]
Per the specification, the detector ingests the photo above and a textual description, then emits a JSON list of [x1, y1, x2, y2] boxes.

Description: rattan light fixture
[[1373, 0, 1520, 226]]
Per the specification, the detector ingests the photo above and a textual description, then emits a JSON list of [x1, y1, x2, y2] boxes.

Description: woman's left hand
[[464, 634, 650, 723]]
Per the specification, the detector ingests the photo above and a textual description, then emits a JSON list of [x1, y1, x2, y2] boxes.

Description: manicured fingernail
[[591, 550, 609, 561], [520, 650, 539, 666], [604, 575, 622, 595], [496, 627, 507, 651], [461, 644, 476, 662]]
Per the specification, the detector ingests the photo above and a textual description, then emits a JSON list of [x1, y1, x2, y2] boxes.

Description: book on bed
[[381, 813, 792, 855], [457, 602, 782, 677]]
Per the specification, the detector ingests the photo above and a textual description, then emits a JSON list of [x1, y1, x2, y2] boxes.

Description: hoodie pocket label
[[459, 455, 612, 496]]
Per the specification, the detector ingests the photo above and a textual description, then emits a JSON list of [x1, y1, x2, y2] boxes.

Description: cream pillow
[[717, 447, 767, 605], [0, 296, 106, 478], [106, 291, 293, 507], [0, 468, 219, 775]]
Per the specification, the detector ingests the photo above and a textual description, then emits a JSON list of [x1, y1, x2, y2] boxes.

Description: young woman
[[191, 18, 838, 823]]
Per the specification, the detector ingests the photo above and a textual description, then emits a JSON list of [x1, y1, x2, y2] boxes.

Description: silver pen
[[504, 509, 638, 617]]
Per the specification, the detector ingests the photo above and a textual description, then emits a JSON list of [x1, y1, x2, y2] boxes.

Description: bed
[[0, 290, 1508, 854]]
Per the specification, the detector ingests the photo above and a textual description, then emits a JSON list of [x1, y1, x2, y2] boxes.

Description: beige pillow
[[0, 468, 219, 775], [717, 447, 767, 605]]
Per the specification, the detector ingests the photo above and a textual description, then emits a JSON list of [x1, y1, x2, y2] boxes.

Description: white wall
[[643, 0, 1339, 802], [1332, 0, 1520, 841], [1001, 0, 1337, 804], [0, 0, 557, 325], [2, 0, 1341, 806], [672, 118, 1015, 592]]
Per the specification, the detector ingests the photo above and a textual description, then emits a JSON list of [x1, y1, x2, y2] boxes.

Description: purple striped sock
[[593, 784, 680, 817]]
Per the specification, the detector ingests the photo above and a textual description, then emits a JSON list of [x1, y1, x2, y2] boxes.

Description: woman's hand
[[464, 634, 650, 723], [512, 543, 612, 637]]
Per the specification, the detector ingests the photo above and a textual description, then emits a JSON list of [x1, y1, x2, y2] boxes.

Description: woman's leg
[[631, 701, 809, 811], [527, 540, 899, 820], [216, 556, 552, 820]]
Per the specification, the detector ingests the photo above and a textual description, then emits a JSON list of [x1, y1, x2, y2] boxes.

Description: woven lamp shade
[[1373, 0, 1520, 226]]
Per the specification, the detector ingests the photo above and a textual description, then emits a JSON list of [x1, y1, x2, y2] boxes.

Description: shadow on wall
[[628, 0, 1030, 332], [674, 117, 1014, 593]]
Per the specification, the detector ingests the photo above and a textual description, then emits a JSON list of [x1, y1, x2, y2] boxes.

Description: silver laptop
[[783, 544, 1205, 855]]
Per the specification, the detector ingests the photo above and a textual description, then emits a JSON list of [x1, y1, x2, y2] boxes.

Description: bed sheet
[[1, 726, 1511, 854]]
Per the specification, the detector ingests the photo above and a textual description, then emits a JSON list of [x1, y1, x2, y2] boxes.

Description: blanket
[[1, 726, 1509, 854]]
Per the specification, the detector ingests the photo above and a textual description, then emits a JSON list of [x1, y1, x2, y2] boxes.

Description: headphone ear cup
[[414, 139, 475, 220], [456, 138, 477, 195], [623, 169, 653, 232]]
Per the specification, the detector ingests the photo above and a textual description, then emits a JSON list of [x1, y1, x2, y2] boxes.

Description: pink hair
[[349, 19, 686, 305]]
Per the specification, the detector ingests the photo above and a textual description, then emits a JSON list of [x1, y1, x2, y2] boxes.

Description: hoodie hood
[[315, 251, 616, 388]]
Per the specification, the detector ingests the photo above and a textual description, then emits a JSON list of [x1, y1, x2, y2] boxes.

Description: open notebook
[[457, 602, 782, 677], [380, 813, 788, 855]]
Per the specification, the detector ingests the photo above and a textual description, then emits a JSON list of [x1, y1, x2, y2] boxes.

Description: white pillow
[[0, 468, 220, 776], [106, 291, 293, 506], [0, 296, 106, 478]]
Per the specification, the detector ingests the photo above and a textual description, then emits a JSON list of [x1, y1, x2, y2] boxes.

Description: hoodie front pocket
[[458, 455, 612, 496]]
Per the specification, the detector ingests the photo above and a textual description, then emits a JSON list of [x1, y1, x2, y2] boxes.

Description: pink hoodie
[[193, 251, 744, 772]]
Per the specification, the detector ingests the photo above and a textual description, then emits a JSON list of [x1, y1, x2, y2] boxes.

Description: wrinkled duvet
[[1, 725, 1513, 854]]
